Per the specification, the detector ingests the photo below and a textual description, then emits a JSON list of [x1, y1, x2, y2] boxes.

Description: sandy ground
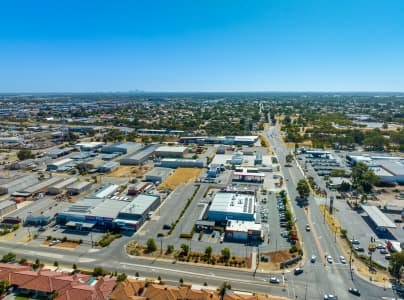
[[43, 240, 79, 249], [106, 165, 150, 178], [258, 250, 297, 271], [158, 168, 203, 191]]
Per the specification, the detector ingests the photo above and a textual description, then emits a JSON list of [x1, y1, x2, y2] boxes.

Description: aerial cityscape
[[0, 1, 404, 300]]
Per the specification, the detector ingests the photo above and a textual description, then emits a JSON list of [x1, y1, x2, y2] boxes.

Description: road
[[0, 122, 396, 299]]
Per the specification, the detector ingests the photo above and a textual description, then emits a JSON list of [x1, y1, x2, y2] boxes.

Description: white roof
[[156, 146, 187, 153], [51, 158, 73, 167], [209, 192, 255, 214], [361, 205, 397, 228], [226, 220, 262, 232]]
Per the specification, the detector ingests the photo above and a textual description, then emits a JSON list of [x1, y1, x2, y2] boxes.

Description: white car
[[310, 255, 316, 263], [339, 256, 346, 264], [269, 277, 280, 284], [327, 255, 333, 264], [376, 243, 386, 249]]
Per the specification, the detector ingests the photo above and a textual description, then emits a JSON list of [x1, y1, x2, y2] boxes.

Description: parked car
[[162, 224, 172, 230], [354, 246, 365, 252], [385, 254, 392, 260], [294, 267, 303, 275], [305, 224, 311, 231], [269, 277, 280, 284], [348, 288, 361, 296], [351, 239, 360, 245], [376, 243, 386, 249], [324, 294, 338, 300], [380, 249, 389, 254]]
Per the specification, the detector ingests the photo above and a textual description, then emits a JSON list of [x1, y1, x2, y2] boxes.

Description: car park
[[385, 254, 392, 260], [348, 288, 361, 296], [269, 277, 280, 284], [380, 249, 389, 254], [327, 255, 333, 264], [376, 243, 386, 249], [294, 267, 303, 275], [339, 256, 346, 264]]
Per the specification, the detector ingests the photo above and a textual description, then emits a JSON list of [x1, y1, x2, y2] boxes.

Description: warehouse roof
[[93, 184, 119, 198], [67, 181, 92, 190], [50, 158, 73, 167], [361, 205, 397, 228], [0, 200, 16, 210], [51, 177, 77, 189], [209, 192, 255, 215], [119, 194, 159, 215], [65, 197, 129, 219], [21, 176, 64, 194], [124, 145, 158, 160], [156, 146, 187, 153]]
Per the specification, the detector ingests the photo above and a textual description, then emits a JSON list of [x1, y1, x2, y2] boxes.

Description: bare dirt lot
[[158, 168, 203, 191], [106, 165, 150, 178]]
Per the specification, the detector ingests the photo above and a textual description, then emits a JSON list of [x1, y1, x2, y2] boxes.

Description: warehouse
[[56, 194, 160, 231], [101, 142, 142, 155], [232, 167, 265, 183], [159, 158, 207, 168], [93, 184, 119, 198], [137, 129, 185, 136], [97, 161, 119, 173], [120, 145, 158, 165], [128, 182, 153, 195], [225, 220, 263, 242], [144, 167, 173, 184], [0, 200, 17, 216], [79, 158, 104, 172], [207, 192, 256, 223], [75, 142, 104, 152], [46, 158, 74, 171], [179, 136, 258, 145], [48, 177, 77, 195], [46, 147, 74, 159], [15, 176, 64, 197], [0, 175, 38, 195], [155, 146, 187, 158], [66, 181, 92, 195]]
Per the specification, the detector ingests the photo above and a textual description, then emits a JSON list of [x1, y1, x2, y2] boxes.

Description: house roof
[[142, 284, 219, 300]]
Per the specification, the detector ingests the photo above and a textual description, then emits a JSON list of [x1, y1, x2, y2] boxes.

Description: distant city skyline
[[1, 0, 404, 92]]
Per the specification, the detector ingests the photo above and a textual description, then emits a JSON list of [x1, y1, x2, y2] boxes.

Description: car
[[211, 231, 216, 238], [280, 223, 288, 227], [310, 255, 316, 263], [162, 224, 172, 230], [394, 219, 403, 223], [269, 276, 280, 284], [385, 254, 392, 260], [380, 249, 389, 254], [354, 246, 365, 252], [351, 239, 360, 245], [324, 294, 338, 300], [348, 288, 361, 296], [376, 243, 386, 249], [220, 236, 224, 243], [339, 256, 346, 264], [294, 267, 303, 275], [305, 224, 311, 231], [327, 255, 333, 264], [281, 231, 289, 238], [38, 226, 46, 232]]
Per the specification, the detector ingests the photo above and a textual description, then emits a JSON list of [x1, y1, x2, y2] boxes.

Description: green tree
[[1, 252, 16, 263], [219, 282, 231, 300], [116, 273, 127, 282], [17, 149, 34, 160], [166, 244, 174, 254], [389, 252, 404, 279], [0, 279, 9, 295], [205, 246, 213, 259], [221, 248, 231, 262], [93, 266, 106, 277], [296, 179, 310, 200], [180, 243, 190, 256], [146, 238, 157, 252], [285, 154, 293, 164], [351, 162, 379, 193]]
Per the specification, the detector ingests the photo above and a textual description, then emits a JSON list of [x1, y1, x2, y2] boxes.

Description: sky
[[0, 0, 404, 93]]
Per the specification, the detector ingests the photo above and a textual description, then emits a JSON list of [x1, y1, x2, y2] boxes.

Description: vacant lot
[[158, 168, 203, 190], [106, 165, 150, 178]]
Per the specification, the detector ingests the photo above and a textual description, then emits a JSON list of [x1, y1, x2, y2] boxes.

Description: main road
[[0, 122, 395, 299]]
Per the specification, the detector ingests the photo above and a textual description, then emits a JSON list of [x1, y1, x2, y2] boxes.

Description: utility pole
[[349, 236, 354, 280], [160, 238, 163, 255]]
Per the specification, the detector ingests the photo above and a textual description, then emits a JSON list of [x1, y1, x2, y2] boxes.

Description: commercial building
[[138, 129, 185, 136], [48, 177, 77, 195], [101, 142, 142, 155], [232, 167, 265, 183], [75, 142, 104, 151], [159, 158, 207, 168], [15, 176, 64, 197], [155, 146, 187, 158], [0, 200, 17, 216], [120, 145, 158, 165], [56, 194, 160, 231], [207, 164, 225, 178], [207, 192, 256, 223], [66, 181, 92, 195], [0, 175, 38, 195], [225, 220, 263, 242], [93, 184, 119, 198], [46, 147, 74, 159], [144, 167, 173, 184], [179, 136, 258, 145], [46, 158, 74, 171], [97, 161, 119, 173], [128, 182, 153, 195]]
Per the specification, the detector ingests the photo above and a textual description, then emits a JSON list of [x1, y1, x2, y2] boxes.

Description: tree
[[0, 279, 9, 295], [180, 243, 189, 256], [93, 267, 106, 277], [116, 273, 127, 282], [221, 248, 231, 262], [296, 179, 310, 200], [285, 154, 293, 164], [146, 238, 157, 252], [351, 162, 379, 193], [205, 246, 213, 259], [389, 252, 404, 279], [17, 149, 34, 160], [219, 282, 231, 300], [1, 252, 16, 263], [166, 244, 174, 254], [53, 261, 59, 267]]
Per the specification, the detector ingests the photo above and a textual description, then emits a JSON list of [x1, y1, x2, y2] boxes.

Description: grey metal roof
[[119, 194, 159, 215], [361, 205, 397, 228]]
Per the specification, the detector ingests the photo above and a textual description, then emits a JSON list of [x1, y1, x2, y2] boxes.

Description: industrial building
[[75, 142, 104, 152], [48, 177, 77, 195], [0, 175, 38, 195], [93, 184, 119, 198], [46, 158, 74, 171], [120, 145, 158, 165], [207, 192, 256, 223], [232, 167, 265, 183], [347, 154, 404, 184], [207, 164, 225, 178], [97, 161, 119, 173], [128, 182, 153, 195], [101, 142, 142, 155], [14, 176, 64, 197], [144, 167, 173, 184], [179, 136, 258, 145], [137, 129, 185, 136], [46, 147, 74, 159], [155, 146, 187, 158], [0, 200, 17, 216], [66, 181, 92, 195], [225, 220, 263, 242], [159, 158, 207, 169], [56, 194, 160, 231]]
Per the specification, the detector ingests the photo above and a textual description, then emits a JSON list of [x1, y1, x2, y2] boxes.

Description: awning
[[361, 205, 397, 228]]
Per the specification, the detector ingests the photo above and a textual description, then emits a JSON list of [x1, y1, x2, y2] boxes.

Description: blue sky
[[1, 0, 403, 92]]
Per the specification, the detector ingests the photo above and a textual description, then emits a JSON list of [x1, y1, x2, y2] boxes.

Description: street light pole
[[349, 236, 354, 280]]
